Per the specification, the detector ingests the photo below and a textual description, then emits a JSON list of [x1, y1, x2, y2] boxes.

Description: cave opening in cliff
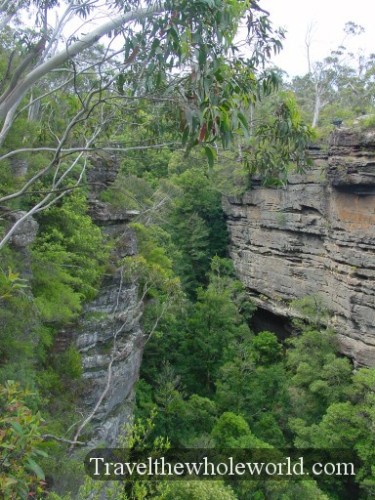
[[251, 308, 293, 341]]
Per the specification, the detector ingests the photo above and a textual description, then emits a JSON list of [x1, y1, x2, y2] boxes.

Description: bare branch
[[69, 265, 174, 451], [0, 142, 177, 165], [42, 434, 86, 446], [0, 73, 120, 211], [0, 95, 109, 246], [15, 47, 125, 118], [305, 22, 317, 75], [0, 4, 164, 123]]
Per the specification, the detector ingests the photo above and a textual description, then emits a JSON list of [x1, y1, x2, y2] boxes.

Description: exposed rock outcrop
[[74, 154, 144, 446], [3, 210, 39, 248], [76, 228, 145, 446], [224, 128, 375, 367], [1, 210, 39, 281]]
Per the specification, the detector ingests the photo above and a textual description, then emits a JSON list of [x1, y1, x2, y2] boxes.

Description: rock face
[[74, 154, 144, 446], [76, 230, 145, 446], [4, 210, 39, 248], [223, 128, 375, 367], [1, 210, 39, 281]]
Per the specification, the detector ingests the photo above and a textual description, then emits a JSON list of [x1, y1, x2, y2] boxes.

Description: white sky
[[262, 0, 375, 76], [31, 1, 374, 79]]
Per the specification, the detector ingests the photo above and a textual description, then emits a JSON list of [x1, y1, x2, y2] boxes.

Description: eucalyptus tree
[[293, 22, 375, 128], [0, 0, 314, 253], [0, 0, 281, 124], [0, 0, 291, 249]]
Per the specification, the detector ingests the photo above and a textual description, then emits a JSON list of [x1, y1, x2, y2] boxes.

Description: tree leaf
[[10, 422, 24, 436], [237, 112, 249, 132], [204, 145, 216, 168], [4, 477, 18, 487], [199, 122, 207, 142], [26, 458, 45, 480]]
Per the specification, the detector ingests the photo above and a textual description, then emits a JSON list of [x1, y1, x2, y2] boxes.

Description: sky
[[261, 0, 375, 77], [29, 0, 375, 79]]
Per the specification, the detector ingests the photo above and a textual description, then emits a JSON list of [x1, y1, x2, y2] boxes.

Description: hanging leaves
[[245, 92, 316, 183], [204, 144, 217, 168]]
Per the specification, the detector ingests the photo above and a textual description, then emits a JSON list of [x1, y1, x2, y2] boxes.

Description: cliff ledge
[[224, 128, 375, 367]]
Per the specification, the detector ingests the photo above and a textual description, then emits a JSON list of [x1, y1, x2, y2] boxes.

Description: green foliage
[[286, 328, 352, 423], [32, 191, 109, 323], [0, 267, 29, 300], [290, 367, 375, 497], [120, 142, 174, 183], [151, 362, 187, 444], [167, 168, 229, 294], [252, 413, 286, 448], [130, 223, 177, 280], [70, 411, 171, 500], [182, 394, 218, 438], [111, 0, 285, 153], [54, 346, 83, 380], [175, 261, 252, 395], [0, 159, 20, 201], [0, 252, 39, 385], [291, 294, 329, 327], [359, 114, 375, 129], [0, 191, 109, 498], [247, 92, 315, 183], [137, 257, 255, 446], [125, 224, 183, 337], [166, 480, 237, 500], [264, 479, 330, 500], [251, 331, 282, 365], [216, 355, 289, 442], [32, 247, 83, 323], [101, 174, 155, 210], [0, 381, 47, 499], [211, 412, 270, 448]]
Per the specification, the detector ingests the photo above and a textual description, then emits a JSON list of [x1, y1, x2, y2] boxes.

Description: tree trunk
[[312, 88, 321, 128], [0, 5, 162, 124]]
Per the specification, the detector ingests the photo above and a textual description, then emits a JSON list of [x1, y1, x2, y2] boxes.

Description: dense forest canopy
[[0, 0, 375, 499]]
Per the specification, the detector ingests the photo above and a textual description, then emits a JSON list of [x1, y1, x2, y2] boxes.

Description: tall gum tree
[[0, 0, 311, 249]]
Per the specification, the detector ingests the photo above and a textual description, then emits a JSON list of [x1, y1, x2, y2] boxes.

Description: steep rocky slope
[[4, 152, 144, 447], [224, 128, 375, 367], [74, 154, 145, 446], [75, 220, 144, 447]]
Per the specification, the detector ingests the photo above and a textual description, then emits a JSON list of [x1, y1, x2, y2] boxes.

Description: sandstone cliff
[[75, 223, 144, 447], [223, 128, 375, 367], [74, 153, 145, 446]]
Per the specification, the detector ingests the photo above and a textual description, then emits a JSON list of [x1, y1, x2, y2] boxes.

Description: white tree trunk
[[312, 90, 321, 128], [0, 5, 163, 123]]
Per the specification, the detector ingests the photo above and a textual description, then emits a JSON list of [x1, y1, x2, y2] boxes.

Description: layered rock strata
[[75, 154, 144, 446], [224, 128, 375, 367], [76, 224, 144, 447]]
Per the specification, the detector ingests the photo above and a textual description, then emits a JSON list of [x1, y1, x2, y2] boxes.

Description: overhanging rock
[[224, 128, 375, 367]]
